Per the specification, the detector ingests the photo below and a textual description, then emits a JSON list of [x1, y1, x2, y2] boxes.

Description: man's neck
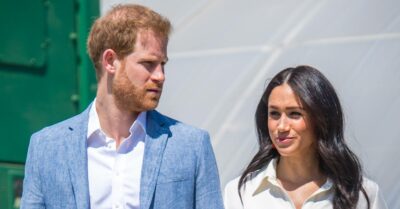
[[95, 96, 139, 147]]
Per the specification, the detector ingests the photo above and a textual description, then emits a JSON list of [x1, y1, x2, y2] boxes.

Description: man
[[21, 4, 224, 209]]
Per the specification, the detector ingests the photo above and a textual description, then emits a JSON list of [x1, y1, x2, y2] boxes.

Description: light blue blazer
[[21, 106, 224, 209]]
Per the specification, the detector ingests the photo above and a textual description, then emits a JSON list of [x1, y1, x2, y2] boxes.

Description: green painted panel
[[0, 163, 24, 209], [0, 0, 99, 165], [0, 0, 48, 68], [0, 0, 99, 207]]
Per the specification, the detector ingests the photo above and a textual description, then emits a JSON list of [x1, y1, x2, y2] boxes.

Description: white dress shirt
[[224, 158, 388, 209], [87, 102, 146, 209]]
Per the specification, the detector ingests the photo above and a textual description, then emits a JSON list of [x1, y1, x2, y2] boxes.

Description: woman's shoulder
[[224, 176, 241, 196], [224, 176, 243, 209], [224, 173, 264, 200], [360, 177, 388, 209], [362, 177, 380, 194], [225, 159, 275, 194]]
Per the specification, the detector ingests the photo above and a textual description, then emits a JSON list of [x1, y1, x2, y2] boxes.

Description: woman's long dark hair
[[238, 65, 369, 209]]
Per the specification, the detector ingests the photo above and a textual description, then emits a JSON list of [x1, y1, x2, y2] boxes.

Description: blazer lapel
[[140, 110, 169, 209], [65, 107, 91, 209]]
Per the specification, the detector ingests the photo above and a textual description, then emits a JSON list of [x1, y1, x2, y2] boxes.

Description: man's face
[[112, 30, 168, 113]]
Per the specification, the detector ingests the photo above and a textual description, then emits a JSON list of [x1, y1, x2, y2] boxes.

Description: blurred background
[[1, 0, 399, 208]]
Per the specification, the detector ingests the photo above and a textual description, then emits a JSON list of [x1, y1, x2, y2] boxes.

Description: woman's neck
[[276, 154, 325, 186], [275, 155, 327, 209]]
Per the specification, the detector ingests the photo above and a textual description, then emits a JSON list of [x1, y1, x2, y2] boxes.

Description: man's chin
[[135, 100, 160, 112], [145, 101, 159, 111]]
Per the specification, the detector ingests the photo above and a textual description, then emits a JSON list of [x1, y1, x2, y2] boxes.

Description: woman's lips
[[276, 137, 294, 143]]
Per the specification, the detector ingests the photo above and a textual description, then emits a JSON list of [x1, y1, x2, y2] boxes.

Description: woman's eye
[[269, 111, 280, 119], [289, 111, 302, 119]]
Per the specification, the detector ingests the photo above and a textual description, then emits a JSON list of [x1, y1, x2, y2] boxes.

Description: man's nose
[[151, 64, 165, 83]]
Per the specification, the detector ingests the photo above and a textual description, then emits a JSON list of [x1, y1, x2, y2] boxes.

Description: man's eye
[[142, 61, 154, 66], [141, 61, 158, 70]]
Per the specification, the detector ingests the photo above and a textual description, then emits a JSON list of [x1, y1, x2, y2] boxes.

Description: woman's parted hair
[[238, 65, 369, 209], [87, 4, 172, 80]]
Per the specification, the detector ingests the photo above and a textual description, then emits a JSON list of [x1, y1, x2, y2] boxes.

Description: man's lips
[[147, 88, 162, 95]]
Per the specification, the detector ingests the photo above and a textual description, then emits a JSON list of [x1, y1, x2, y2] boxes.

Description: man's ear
[[101, 49, 119, 74]]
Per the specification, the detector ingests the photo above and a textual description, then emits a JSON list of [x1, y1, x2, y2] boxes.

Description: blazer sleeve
[[194, 131, 224, 209], [21, 133, 45, 209]]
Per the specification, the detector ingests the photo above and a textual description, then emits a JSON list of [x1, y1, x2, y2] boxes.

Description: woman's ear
[[101, 49, 119, 75]]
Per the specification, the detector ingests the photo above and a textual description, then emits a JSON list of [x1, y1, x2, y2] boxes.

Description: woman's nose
[[277, 115, 290, 132]]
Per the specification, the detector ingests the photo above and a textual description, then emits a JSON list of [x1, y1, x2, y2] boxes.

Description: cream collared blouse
[[224, 158, 388, 209]]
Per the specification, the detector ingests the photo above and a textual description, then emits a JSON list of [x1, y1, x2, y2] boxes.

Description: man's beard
[[112, 67, 161, 113]]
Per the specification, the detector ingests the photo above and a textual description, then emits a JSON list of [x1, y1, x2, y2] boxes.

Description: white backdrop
[[102, 0, 400, 208]]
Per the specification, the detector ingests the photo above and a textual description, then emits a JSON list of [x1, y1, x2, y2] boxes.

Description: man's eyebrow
[[139, 54, 168, 62]]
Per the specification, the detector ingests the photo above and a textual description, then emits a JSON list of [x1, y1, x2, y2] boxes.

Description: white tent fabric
[[101, 0, 400, 208]]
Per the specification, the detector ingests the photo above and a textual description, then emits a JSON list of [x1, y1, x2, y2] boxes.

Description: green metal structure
[[0, 0, 99, 208]]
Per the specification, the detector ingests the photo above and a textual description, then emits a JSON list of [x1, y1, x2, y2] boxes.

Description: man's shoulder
[[31, 110, 88, 142], [149, 110, 210, 145], [150, 110, 208, 135]]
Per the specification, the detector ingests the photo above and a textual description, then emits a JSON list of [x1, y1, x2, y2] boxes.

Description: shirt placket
[[301, 181, 332, 209], [267, 178, 297, 209], [111, 142, 124, 209], [268, 177, 332, 209]]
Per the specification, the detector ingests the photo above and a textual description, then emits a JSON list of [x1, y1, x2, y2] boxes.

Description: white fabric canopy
[[102, 0, 400, 208]]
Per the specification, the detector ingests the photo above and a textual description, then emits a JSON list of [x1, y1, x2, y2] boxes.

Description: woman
[[224, 66, 387, 209]]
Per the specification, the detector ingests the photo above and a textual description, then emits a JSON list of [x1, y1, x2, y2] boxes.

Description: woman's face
[[267, 83, 317, 158]]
